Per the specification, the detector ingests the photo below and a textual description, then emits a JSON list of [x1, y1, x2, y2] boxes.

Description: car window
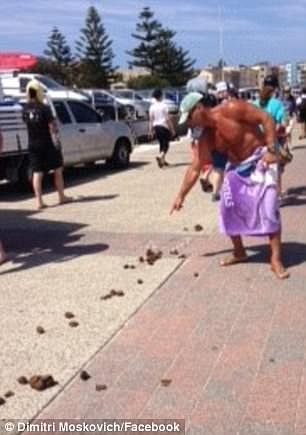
[[53, 101, 72, 124], [165, 92, 175, 101], [96, 104, 116, 121], [94, 92, 113, 105], [68, 101, 101, 123], [135, 94, 143, 101], [116, 91, 133, 99], [20, 78, 31, 92]]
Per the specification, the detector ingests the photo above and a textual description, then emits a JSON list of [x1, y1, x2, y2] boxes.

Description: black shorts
[[154, 126, 171, 153], [29, 145, 63, 173], [211, 150, 227, 170]]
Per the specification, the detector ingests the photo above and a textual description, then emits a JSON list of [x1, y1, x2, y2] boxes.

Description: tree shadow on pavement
[[0, 209, 108, 275], [203, 241, 306, 269]]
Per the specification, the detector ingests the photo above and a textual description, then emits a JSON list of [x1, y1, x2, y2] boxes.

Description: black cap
[[263, 75, 279, 89]]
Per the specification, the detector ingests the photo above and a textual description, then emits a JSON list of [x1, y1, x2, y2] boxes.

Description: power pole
[[218, 5, 225, 81]]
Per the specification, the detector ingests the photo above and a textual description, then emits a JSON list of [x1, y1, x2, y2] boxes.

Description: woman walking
[[149, 89, 175, 168]]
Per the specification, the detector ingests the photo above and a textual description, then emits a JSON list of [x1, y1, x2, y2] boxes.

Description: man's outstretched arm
[[170, 132, 212, 214]]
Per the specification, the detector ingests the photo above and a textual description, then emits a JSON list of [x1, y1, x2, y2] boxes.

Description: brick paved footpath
[[29, 142, 306, 435]]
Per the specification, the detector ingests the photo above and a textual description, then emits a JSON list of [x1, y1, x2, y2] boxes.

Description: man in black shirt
[[23, 80, 71, 210]]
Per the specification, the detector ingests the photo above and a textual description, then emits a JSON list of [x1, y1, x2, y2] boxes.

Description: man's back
[[22, 101, 54, 149]]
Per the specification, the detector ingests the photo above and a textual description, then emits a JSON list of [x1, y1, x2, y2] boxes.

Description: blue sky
[[1, 0, 306, 68]]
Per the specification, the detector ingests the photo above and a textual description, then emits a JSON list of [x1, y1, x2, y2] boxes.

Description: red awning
[[0, 52, 37, 70]]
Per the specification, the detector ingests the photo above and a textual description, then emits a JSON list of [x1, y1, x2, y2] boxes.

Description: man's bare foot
[[271, 262, 290, 279], [220, 253, 248, 266], [58, 196, 74, 205]]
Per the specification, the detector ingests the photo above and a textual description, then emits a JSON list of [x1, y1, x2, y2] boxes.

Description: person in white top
[[149, 89, 175, 168]]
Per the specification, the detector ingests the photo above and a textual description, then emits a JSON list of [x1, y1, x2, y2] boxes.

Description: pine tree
[[44, 27, 72, 66], [154, 29, 195, 86], [128, 8, 194, 86], [75, 6, 115, 88], [127, 7, 162, 74], [43, 27, 73, 84]]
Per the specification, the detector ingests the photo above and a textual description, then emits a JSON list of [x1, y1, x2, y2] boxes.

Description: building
[[198, 69, 214, 84], [251, 62, 272, 88], [199, 66, 240, 89], [200, 65, 257, 90], [239, 66, 258, 89], [115, 67, 150, 84], [281, 63, 298, 87]]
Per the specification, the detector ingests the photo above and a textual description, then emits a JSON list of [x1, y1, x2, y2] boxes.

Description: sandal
[[200, 179, 213, 193], [156, 156, 164, 168], [220, 254, 248, 267]]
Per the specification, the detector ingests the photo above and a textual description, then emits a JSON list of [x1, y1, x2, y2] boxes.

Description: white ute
[[0, 78, 134, 186]]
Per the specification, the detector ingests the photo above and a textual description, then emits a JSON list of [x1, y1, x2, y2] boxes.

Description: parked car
[[0, 95, 134, 186], [112, 89, 150, 119], [50, 97, 134, 169], [80, 89, 136, 121]]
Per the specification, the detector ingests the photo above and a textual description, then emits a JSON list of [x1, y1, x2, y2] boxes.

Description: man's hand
[[170, 195, 184, 215]]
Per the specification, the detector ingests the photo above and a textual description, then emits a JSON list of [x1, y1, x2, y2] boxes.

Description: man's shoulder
[[219, 98, 250, 113]]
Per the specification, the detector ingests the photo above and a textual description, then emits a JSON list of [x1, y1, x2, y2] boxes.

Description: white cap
[[216, 81, 228, 93]]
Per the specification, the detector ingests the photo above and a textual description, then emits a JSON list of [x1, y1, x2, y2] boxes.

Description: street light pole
[[218, 5, 225, 81]]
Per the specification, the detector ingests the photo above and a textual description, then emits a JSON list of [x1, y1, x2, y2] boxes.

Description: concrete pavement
[[1, 133, 306, 434]]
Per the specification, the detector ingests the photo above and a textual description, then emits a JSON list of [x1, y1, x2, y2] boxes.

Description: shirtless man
[[170, 92, 289, 279]]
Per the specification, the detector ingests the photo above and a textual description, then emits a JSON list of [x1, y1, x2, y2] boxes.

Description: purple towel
[[219, 147, 281, 236]]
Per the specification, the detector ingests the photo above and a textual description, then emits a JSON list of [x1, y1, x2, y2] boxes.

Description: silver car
[[51, 98, 134, 169], [80, 89, 136, 120], [112, 89, 150, 119]]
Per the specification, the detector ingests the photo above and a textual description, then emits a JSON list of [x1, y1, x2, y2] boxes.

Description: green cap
[[178, 92, 203, 124]]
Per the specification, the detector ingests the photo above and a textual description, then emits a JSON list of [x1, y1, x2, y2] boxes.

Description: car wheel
[[107, 139, 131, 169]]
